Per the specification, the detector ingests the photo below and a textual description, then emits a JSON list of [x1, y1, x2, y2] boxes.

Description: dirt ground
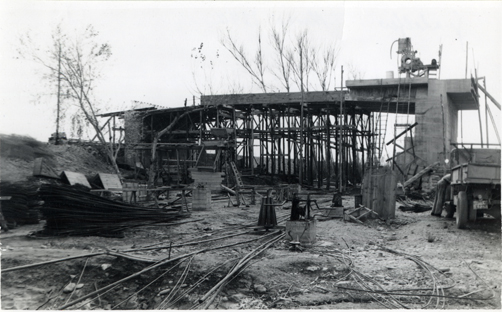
[[1, 137, 501, 309], [1, 191, 501, 310]]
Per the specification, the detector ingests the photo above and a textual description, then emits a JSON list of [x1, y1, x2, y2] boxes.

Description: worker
[[431, 174, 451, 217]]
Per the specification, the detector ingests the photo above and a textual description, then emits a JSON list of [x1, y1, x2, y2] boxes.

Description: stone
[[306, 266, 320, 272], [253, 284, 267, 294], [101, 264, 112, 271], [158, 289, 171, 296], [63, 283, 76, 293], [230, 294, 247, 303], [76, 283, 84, 289]]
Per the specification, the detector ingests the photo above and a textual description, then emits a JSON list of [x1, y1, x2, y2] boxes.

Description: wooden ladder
[[229, 161, 244, 187]]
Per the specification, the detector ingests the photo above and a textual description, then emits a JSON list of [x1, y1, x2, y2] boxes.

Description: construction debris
[[403, 161, 440, 189], [344, 205, 379, 223], [398, 203, 432, 213]]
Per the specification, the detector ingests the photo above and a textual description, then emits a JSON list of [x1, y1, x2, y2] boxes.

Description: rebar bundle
[[38, 184, 186, 236], [0, 182, 40, 225]]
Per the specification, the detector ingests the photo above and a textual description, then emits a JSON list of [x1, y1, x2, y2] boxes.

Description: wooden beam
[[477, 82, 501, 110], [386, 122, 418, 146], [403, 161, 440, 188]]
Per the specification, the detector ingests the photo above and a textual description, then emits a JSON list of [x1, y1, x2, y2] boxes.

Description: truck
[[449, 148, 501, 229], [48, 132, 68, 145]]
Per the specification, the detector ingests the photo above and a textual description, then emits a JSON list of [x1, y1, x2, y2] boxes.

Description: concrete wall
[[413, 79, 468, 167]]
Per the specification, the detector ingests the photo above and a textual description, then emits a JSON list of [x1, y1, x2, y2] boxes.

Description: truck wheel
[[456, 191, 468, 229], [445, 202, 455, 218]]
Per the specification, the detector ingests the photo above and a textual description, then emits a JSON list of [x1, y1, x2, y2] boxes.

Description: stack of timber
[[189, 168, 224, 193], [0, 182, 40, 225], [38, 184, 186, 236]]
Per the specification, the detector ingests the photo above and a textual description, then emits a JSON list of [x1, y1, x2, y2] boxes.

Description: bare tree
[[222, 21, 338, 94], [270, 19, 292, 92], [287, 30, 313, 92], [312, 44, 339, 91], [347, 61, 366, 80], [221, 27, 268, 93], [19, 24, 121, 174]]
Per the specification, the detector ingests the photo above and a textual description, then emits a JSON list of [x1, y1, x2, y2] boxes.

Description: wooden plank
[[97, 173, 122, 190], [61, 171, 91, 188], [386, 122, 418, 146], [403, 161, 440, 188], [477, 83, 501, 110], [33, 157, 60, 179]]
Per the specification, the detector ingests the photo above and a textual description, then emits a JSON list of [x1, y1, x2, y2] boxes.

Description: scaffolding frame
[[121, 92, 378, 189]]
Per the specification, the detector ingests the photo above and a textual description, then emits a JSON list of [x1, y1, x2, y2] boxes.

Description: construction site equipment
[[391, 37, 439, 78], [257, 190, 280, 229], [48, 132, 67, 145], [448, 148, 501, 229], [285, 219, 317, 247], [285, 193, 317, 247]]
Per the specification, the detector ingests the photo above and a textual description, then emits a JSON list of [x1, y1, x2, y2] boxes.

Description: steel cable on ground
[[110, 260, 184, 310], [319, 248, 443, 308], [379, 246, 452, 308], [119, 213, 290, 253], [156, 256, 194, 309], [59, 229, 283, 309], [352, 270, 409, 309], [351, 273, 398, 309], [63, 257, 90, 306], [163, 258, 239, 309], [194, 232, 286, 309], [378, 246, 493, 307], [334, 286, 494, 301]]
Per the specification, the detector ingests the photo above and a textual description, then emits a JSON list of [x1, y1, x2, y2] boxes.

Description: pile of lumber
[[38, 184, 187, 236]]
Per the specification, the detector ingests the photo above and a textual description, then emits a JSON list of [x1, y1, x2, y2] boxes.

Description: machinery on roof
[[391, 37, 440, 78]]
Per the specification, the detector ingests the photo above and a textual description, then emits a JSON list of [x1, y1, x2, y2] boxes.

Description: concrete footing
[[192, 188, 211, 211]]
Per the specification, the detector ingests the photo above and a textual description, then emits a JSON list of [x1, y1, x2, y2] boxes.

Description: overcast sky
[[0, 1, 500, 144]]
